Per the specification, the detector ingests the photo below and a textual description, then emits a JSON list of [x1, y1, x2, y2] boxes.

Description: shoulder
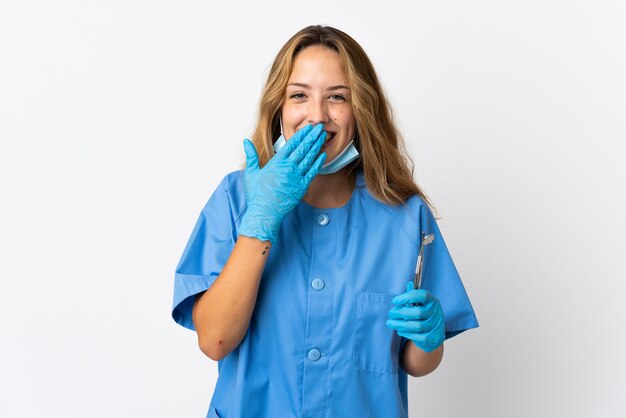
[[361, 184, 431, 222], [354, 187, 432, 248], [405, 194, 433, 218], [218, 169, 244, 191], [200, 169, 246, 220], [357, 170, 430, 215]]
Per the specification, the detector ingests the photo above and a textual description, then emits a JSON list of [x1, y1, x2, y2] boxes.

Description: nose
[[308, 99, 330, 126]]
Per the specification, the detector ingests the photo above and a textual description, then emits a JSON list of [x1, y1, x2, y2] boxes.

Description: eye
[[329, 94, 347, 102], [289, 92, 306, 99]]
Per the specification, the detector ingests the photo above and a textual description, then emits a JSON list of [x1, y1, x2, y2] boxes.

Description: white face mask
[[274, 117, 360, 174]]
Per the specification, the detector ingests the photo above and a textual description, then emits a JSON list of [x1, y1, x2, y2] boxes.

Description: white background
[[1, 1, 625, 417]]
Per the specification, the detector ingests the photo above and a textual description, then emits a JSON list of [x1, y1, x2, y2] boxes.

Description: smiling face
[[281, 45, 356, 163]]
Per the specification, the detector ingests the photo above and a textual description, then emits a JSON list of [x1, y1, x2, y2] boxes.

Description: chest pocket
[[353, 292, 401, 374]]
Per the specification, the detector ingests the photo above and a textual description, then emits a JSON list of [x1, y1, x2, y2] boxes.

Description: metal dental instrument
[[413, 233, 435, 290]]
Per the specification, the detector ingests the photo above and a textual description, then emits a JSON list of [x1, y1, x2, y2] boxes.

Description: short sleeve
[[417, 202, 479, 339], [171, 172, 243, 331]]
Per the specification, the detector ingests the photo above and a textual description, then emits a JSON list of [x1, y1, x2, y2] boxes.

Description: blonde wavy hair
[[244, 25, 434, 210]]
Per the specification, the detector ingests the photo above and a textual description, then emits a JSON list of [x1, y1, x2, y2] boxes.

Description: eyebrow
[[287, 82, 350, 91]]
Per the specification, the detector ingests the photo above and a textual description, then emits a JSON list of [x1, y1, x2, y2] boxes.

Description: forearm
[[192, 235, 271, 360], [400, 340, 444, 377]]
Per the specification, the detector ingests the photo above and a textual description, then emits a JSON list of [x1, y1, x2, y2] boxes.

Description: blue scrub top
[[172, 169, 478, 418]]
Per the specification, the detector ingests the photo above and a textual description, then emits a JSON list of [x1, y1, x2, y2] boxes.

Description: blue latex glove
[[239, 123, 327, 243], [386, 281, 446, 352]]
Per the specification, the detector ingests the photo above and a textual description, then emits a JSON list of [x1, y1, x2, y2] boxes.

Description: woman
[[172, 25, 478, 418]]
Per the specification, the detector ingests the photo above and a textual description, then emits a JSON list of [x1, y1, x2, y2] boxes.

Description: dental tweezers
[[413, 232, 434, 290]]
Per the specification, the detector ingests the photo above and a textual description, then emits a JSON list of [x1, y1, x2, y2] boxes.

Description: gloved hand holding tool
[[239, 123, 327, 244], [386, 281, 446, 352]]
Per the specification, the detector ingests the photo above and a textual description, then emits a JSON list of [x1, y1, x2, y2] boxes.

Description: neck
[[303, 167, 357, 209]]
